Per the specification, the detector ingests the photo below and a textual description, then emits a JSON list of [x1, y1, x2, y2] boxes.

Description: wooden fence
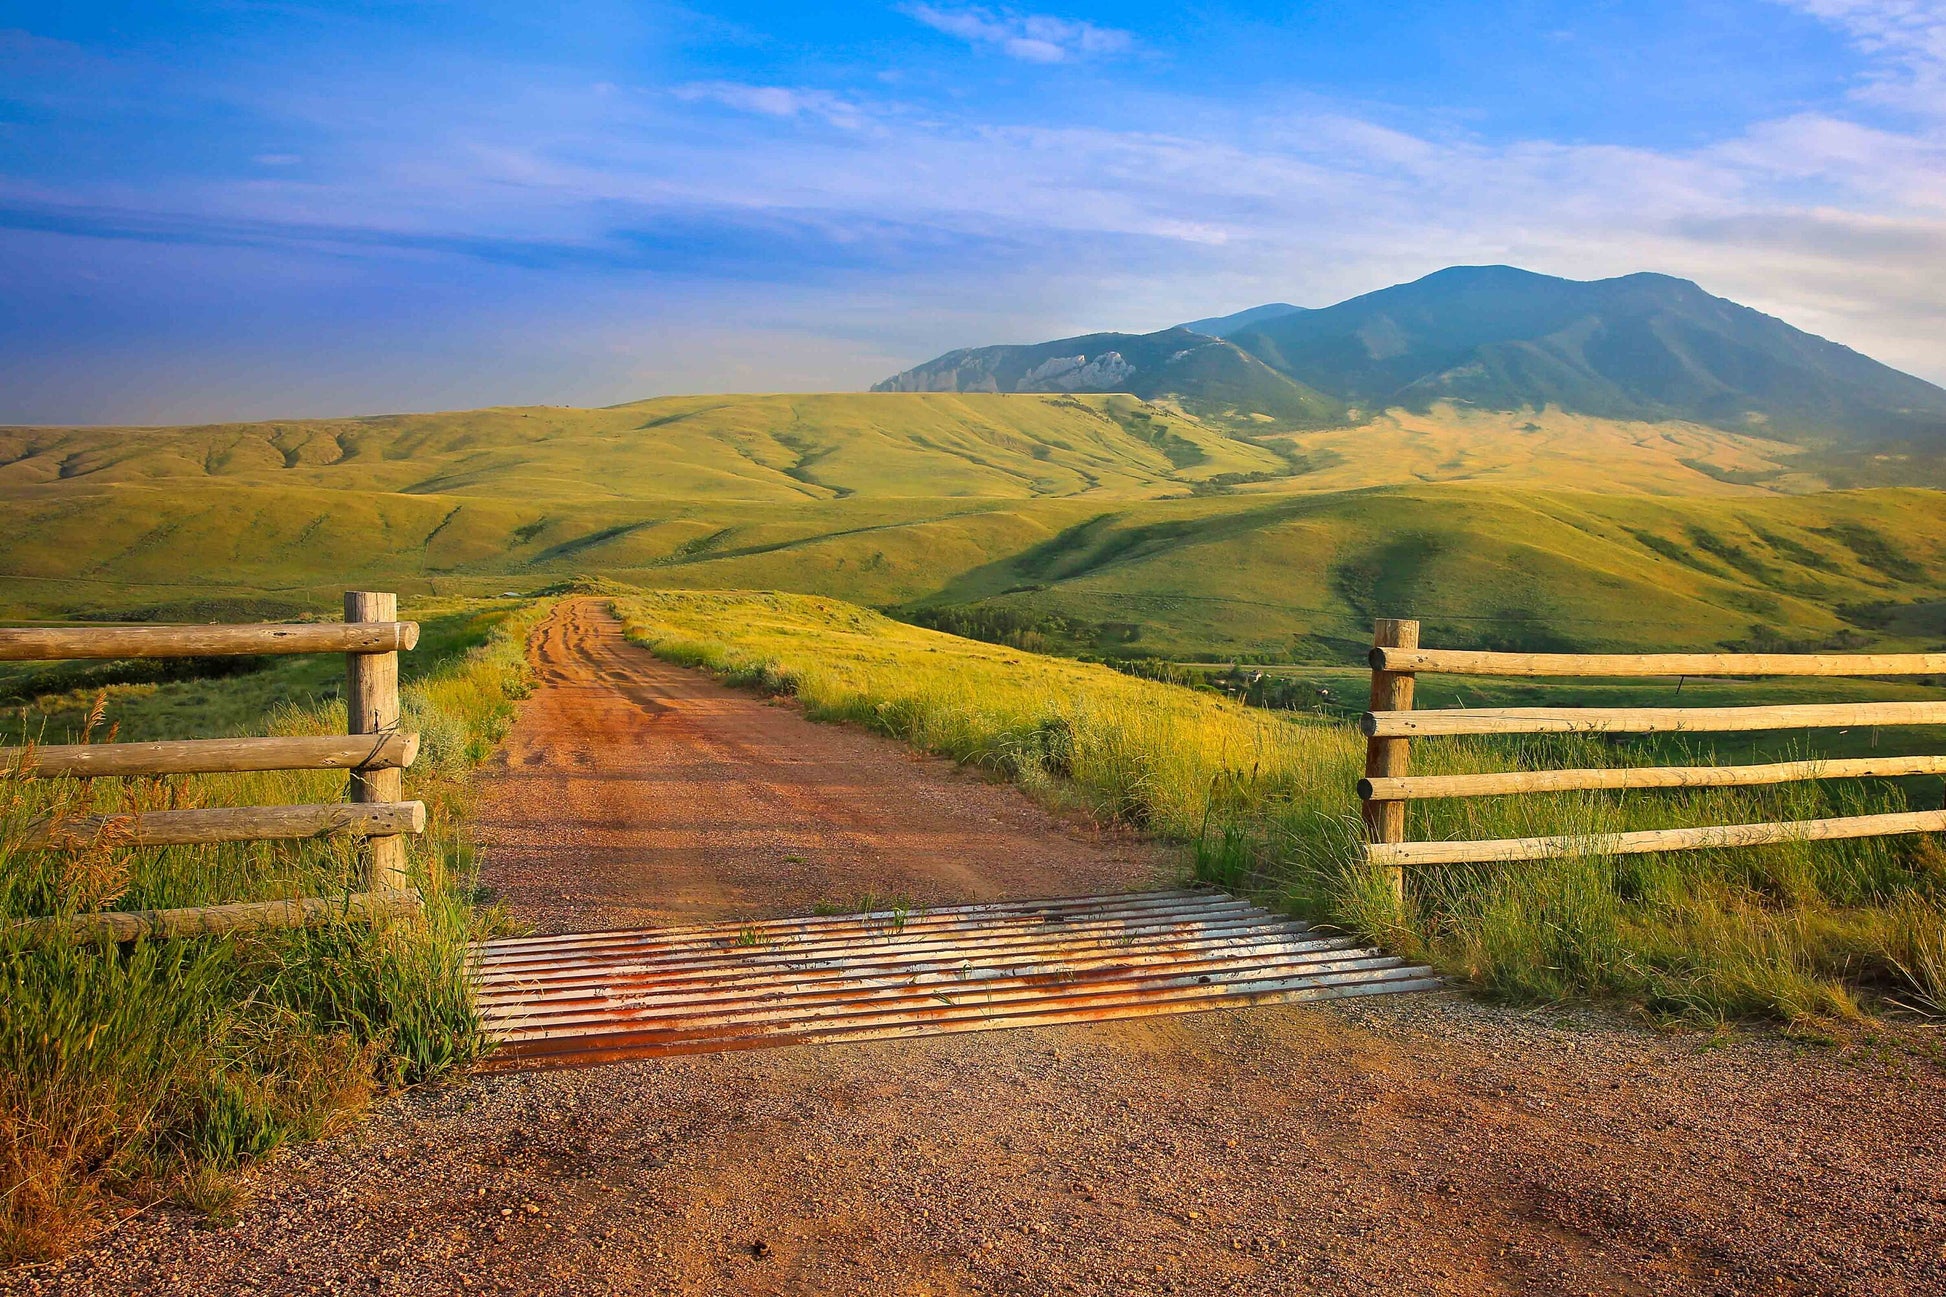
[[2, 592, 425, 940], [1357, 619, 1946, 894]]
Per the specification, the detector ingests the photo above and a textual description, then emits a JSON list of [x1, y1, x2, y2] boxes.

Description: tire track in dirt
[[471, 600, 1166, 934]]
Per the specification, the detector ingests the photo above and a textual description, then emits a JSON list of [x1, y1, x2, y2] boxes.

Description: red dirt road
[[472, 600, 1167, 931], [20, 600, 1946, 1297]]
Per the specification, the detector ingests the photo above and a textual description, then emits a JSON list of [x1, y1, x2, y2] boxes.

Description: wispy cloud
[[903, 5, 1132, 63], [1776, 0, 1946, 112], [672, 81, 868, 129]]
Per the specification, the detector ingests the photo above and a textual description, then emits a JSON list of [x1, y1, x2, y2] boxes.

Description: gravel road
[[14, 601, 1943, 1296]]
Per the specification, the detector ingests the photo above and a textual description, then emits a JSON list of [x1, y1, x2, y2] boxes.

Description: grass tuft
[[0, 598, 545, 1262]]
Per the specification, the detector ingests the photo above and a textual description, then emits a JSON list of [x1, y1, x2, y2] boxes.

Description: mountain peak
[[877, 266, 1946, 441]]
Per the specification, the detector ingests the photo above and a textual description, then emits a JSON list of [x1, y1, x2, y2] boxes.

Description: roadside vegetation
[[617, 589, 1946, 1033], [0, 599, 543, 1263]]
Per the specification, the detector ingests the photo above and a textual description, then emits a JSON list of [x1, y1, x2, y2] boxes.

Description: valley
[[5, 393, 1944, 663]]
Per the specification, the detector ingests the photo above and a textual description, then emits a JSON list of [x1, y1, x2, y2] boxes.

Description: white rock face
[[1022, 351, 1136, 391], [1022, 354, 1086, 386]]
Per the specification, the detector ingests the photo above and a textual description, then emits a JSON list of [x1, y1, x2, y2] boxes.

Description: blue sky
[[2, 0, 1943, 422]]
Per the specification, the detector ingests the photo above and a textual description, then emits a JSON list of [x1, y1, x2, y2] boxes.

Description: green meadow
[[6, 394, 1945, 661]]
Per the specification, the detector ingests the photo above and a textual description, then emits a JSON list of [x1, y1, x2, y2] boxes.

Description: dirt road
[[471, 600, 1165, 932], [19, 602, 1945, 1296]]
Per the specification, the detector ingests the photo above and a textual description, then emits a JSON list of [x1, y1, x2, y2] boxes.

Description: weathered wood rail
[[3, 592, 425, 938], [1356, 621, 1946, 892]]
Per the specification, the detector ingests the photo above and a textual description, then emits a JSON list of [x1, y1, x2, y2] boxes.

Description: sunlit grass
[[0, 599, 543, 1262], [616, 588, 1946, 1035]]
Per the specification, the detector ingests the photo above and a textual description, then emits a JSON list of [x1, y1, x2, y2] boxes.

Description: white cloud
[[1775, 0, 1946, 113], [672, 81, 867, 129], [904, 5, 1132, 63]]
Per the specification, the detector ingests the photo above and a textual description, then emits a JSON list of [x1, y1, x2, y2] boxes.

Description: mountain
[[1230, 266, 1946, 440], [879, 267, 1946, 441], [1178, 303, 1305, 337], [869, 326, 1343, 424]]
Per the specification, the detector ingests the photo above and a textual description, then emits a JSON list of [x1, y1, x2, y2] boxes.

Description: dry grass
[[616, 588, 1946, 1033], [0, 600, 544, 1263]]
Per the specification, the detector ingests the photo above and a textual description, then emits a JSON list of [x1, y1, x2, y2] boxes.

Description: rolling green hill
[[3, 392, 1943, 660]]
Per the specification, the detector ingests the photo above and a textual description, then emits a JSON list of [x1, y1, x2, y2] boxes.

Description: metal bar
[[476, 934, 1365, 1016], [487, 960, 1425, 1048], [472, 906, 1275, 980], [473, 926, 1328, 1005], [476, 889, 1233, 955], [487, 973, 1446, 1071], [488, 959, 1415, 1045], [469, 891, 1439, 1071], [482, 967, 1442, 1069], [480, 949, 1399, 1034], [473, 926, 1351, 1001]]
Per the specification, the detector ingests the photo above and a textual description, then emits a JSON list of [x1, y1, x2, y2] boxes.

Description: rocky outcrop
[[1021, 352, 1136, 391], [872, 327, 1345, 425]]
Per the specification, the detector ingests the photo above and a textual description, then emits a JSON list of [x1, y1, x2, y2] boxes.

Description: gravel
[[14, 602, 1942, 1295]]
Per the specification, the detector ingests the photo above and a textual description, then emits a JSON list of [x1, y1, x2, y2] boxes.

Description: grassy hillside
[[0, 393, 1287, 503], [4, 393, 1944, 661], [924, 486, 1946, 658]]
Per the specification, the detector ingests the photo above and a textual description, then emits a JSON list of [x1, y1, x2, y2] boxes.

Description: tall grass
[[616, 589, 1946, 1031], [0, 600, 544, 1263]]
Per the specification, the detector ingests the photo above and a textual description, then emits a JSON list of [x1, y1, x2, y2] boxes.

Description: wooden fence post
[[345, 592, 409, 894], [1362, 618, 1419, 903]]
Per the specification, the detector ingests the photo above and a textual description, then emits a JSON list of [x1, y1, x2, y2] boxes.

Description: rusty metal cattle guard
[[470, 890, 1436, 1070]]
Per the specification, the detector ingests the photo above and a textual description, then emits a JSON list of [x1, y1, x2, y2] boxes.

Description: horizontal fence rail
[[1367, 810, 1946, 868], [25, 802, 425, 848], [1355, 619, 1946, 890], [3, 733, 418, 778], [1360, 754, 1946, 801], [0, 621, 417, 661], [13, 891, 423, 945], [2, 592, 425, 939], [1370, 648, 1946, 678], [1363, 701, 1946, 738]]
